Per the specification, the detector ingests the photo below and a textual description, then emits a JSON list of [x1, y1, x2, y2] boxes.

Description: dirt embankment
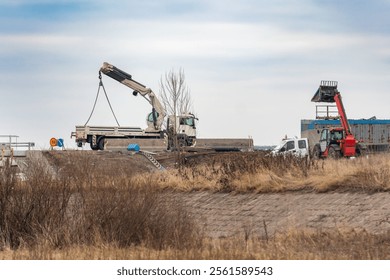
[[22, 150, 390, 238], [168, 191, 390, 238]]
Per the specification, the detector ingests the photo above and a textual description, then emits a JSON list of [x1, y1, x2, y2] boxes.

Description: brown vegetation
[[154, 152, 390, 193], [0, 154, 201, 257], [1, 151, 390, 259]]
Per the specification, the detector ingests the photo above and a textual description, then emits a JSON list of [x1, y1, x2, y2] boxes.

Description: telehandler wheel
[[312, 144, 321, 159], [355, 144, 366, 157], [328, 146, 340, 159]]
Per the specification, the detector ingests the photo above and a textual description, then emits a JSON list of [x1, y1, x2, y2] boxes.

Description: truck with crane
[[72, 62, 253, 152], [72, 62, 197, 151], [310, 81, 364, 158]]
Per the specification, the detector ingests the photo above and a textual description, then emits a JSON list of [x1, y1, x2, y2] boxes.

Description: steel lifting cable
[[84, 72, 120, 126]]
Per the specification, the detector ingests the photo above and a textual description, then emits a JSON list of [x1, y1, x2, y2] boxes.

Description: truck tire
[[178, 138, 186, 148], [97, 136, 105, 150], [90, 143, 99, 150], [328, 146, 340, 159], [89, 135, 99, 150]]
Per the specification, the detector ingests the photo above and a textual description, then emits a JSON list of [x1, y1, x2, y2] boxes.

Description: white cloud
[[2, 34, 83, 47], [1, 1, 390, 148], [2, 22, 389, 73]]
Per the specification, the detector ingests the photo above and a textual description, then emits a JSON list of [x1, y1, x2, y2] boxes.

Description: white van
[[272, 137, 309, 157]]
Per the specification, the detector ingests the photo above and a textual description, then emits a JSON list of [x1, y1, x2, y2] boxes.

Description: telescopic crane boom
[[100, 62, 166, 133]]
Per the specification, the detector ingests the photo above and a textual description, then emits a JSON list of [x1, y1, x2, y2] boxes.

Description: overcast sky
[[1, 0, 390, 149]]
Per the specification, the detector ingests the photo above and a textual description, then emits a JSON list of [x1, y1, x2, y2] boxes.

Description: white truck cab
[[272, 137, 309, 157]]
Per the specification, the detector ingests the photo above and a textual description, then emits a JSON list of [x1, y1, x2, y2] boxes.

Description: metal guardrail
[[0, 135, 35, 150], [0, 135, 35, 159], [0, 142, 35, 149]]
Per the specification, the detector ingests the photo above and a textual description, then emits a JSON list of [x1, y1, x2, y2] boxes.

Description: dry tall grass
[[151, 153, 390, 193], [2, 227, 390, 260]]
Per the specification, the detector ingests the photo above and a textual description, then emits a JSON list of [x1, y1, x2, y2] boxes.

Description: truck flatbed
[[71, 125, 162, 150]]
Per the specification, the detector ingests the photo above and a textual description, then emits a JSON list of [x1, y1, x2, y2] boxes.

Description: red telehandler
[[311, 81, 363, 159]]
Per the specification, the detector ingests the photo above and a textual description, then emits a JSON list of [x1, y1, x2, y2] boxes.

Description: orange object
[[50, 138, 58, 147]]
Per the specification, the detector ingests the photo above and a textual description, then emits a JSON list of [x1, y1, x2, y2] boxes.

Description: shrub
[[0, 153, 202, 251]]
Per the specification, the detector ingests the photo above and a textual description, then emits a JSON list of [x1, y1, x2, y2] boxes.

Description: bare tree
[[159, 68, 194, 155], [159, 68, 193, 120]]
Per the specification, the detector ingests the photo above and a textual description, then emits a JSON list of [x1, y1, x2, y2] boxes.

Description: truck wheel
[[328, 146, 340, 159], [312, 144, 321, 159], [179, 138, 186, 148], [90, 142, 98, 150], [97, 136, 105, 150]]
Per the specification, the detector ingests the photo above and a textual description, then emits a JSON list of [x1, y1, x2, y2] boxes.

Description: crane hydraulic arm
[[99, 62, 166, 133]]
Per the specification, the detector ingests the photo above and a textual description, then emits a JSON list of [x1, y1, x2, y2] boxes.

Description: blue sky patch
[[0, 2, 87, 21]]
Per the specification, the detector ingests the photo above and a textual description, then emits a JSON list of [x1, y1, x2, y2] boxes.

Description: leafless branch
[[159, 68, 193, 118]]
